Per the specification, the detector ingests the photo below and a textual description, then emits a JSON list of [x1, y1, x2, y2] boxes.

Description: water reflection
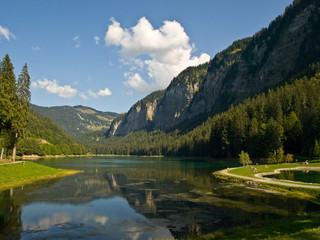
[[0, 156, 319, 239], [268, 170, 320, 184]]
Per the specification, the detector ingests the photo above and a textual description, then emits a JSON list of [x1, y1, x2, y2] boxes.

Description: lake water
[[0, 156, 319, 239], [267, 170, 320, 184]]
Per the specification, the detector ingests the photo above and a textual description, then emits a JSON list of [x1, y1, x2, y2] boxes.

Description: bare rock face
[[108, 64, 207, 136], [108, 90, 165, 136], [186, 1, 319, 120], [108, 0, 320, 137]]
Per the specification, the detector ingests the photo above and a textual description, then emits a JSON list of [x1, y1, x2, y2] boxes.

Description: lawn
[[187, 216, 320, 240], [0, 161, 80, 192], [228, 162, 320, 178]]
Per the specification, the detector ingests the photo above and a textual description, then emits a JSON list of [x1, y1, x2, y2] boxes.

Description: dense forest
[[87, 68, 320, 160], [0, 55, 86, 159]]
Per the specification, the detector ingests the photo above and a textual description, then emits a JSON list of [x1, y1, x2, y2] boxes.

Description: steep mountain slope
[[16, 110, 86, 156], [186, 0, 320, 120], [107, 63, 209, 136], [31, 104, 118, 139], [109, 0, 320, 137], [95, 69, 320, 157]]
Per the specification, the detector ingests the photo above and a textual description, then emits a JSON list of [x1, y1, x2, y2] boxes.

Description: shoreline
[[0, 161, 81, 192], [214, 164, 320, 189]]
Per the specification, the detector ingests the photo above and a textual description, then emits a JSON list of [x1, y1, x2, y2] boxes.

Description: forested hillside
[[88, 69, 320, 159], [32, 104, 118, 140], [16, 110, 86, 156]]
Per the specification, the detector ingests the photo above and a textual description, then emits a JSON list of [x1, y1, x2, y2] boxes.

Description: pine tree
[[0, 55, 17, 160], [0, 54, 17, 130], [11, 64, 31, 161], [313, 140, 320, 158]]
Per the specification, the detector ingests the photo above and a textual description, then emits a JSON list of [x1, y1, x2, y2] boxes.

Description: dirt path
[[0, 161, 24, 166], [218, 167, 320, 189]]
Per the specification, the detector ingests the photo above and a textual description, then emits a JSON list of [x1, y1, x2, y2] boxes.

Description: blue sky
[[0, 0, 293, 113]]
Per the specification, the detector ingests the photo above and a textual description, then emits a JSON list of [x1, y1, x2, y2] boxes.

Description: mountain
[[31, 104, 118, 140], [108, 0, 320, 137], [94, 69, 320, 158], [16, 110, 86, 156]]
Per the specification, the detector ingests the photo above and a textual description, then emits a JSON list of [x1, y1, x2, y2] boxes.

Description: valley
[[1, 0, 320, 239]]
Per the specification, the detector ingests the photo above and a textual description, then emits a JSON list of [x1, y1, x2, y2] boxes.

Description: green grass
[[216, 162, 320, 202], [229, 162, 320, 178], [0, 161, 80, 192], [186, 216, 320, 239]]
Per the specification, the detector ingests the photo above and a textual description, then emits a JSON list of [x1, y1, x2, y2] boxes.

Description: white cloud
[[94, 36, 100, 45], [97, 87, 112, 96], [124, 73, 152, 94], [79, 92, 89, 100], [32, 46, 40, 51], [87, 88, 112, 98], [105, 17, 210, 94], [0, 25, 16, 41], [32, 78, 78, 98], [73, 36, 80, 48]]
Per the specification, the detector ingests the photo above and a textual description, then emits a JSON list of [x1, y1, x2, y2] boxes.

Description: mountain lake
[[0, 156, 319, 239]]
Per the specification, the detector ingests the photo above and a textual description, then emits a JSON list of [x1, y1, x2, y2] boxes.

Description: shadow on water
[[0, 156, 319, 239]]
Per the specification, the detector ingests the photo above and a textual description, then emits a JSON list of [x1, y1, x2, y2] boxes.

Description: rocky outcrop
[[186, 1, 320, 120], [108, 0, 320, 137], [108, 64, 208, 136], [107, 90, 165, 136]]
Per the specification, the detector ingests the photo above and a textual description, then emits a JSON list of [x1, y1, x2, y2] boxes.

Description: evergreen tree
[[11, 64, 31, 161], [276, 147, 284, 163], [0, 55, 17, 160], [0, 54, 17, 131], [313, 140, 320, 158]]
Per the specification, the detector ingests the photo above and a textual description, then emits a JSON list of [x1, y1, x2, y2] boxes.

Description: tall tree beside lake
[[11, 64, 31, 161], [0, 55, 17, 160], [0, 56, 31, 161], [0, 55, 17, 131]]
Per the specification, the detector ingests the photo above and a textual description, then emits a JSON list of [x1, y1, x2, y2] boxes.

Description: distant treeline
[[88, 68, 320, 159]]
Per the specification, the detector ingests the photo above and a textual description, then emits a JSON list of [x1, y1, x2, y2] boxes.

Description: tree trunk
[[0, 148, 4, 160], [12, 132, 18, 162]]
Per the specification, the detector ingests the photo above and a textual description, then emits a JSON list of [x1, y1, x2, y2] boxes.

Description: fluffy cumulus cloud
[[105, 17, 210, 93], [31, 78, 78, 98], [87, 88, 112, 99], [0, 25, 16, 41]]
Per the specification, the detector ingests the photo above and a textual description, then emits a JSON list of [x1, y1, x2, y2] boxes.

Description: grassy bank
[[0, 161, 81, 192], [187, 216, 320, 240], [228, 162, 320, 179], [215, 162, 320, 202]]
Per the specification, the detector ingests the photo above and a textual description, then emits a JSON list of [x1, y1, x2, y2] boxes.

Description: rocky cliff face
[[186, 0, 320, 120], [108, 0, 320, 137], [107, 64, 208, 136], [107, 90, 165, 136]]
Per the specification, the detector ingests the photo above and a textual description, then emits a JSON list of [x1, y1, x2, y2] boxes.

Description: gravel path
[[218, 167, 320, 189], [0, 161, 24, 166]]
